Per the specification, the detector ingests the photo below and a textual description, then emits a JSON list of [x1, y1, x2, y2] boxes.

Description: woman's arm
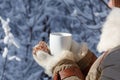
[[86, 53, 105, 80]]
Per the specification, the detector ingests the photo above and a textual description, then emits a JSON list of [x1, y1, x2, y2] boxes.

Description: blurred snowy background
[[0, 0, 110, 80]]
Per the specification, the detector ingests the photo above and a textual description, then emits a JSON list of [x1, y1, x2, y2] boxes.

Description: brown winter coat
[[86, 7, 120, 80]]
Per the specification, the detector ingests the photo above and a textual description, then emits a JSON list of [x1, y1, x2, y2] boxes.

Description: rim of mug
[[50, 32, 72, 37]]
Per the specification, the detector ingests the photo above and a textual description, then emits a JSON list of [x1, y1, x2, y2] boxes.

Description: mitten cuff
[[45, 51, 77, 76], [53, 59, 85, 80]]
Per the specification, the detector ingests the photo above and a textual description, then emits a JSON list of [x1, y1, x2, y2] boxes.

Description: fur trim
[[77, 42, 88, 60], [70, 40, 88, 61], [45, 50, 77, 76], [33, 42, 89, 76], [97, 8, 120, 52], [33, 50, 77, 76]]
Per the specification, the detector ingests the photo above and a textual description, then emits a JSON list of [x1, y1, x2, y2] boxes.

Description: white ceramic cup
[[49, 32, 72, 55]]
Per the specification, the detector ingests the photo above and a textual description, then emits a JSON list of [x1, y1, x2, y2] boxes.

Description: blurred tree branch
[[101, 0, 111, 9], [88, 0, 96, 25]]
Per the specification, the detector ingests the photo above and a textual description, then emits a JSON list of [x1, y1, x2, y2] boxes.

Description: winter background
[[0, 0, 110, 80]]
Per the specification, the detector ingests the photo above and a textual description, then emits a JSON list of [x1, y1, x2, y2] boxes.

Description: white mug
[[49, 32, 72, 55]]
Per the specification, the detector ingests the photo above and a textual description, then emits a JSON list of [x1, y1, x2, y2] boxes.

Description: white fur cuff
[[97, 8, 120, 52]]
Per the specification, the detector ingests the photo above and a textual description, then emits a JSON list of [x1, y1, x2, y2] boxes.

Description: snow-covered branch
[[0, 16, 19, 48]]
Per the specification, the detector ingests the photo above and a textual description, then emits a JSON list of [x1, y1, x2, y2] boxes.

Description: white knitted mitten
[[70, 40, 88, 61], [33, 41, 77, 76]]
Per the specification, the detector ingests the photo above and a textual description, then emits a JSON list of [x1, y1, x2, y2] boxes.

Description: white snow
[[0, 0, 109, 80], [8, 56, 21, 61], [2, 47, 8, 58]]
